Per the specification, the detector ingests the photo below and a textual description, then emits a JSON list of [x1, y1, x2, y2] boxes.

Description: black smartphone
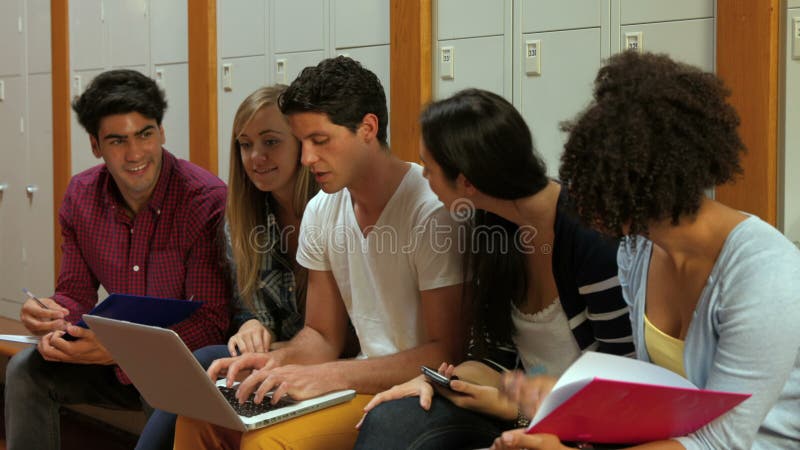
[[421, 365, 451, 389]]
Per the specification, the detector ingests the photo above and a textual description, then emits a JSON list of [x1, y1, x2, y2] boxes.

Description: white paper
[[0, 334, 39, 344]]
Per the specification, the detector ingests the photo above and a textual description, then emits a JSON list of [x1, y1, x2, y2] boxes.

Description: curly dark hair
[[278, 56, 388, 146], [72, 69, 167, 138], [559, 51, 745, 237]]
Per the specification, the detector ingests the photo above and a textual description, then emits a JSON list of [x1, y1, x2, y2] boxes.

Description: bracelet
[[514, 409, 530, 428]]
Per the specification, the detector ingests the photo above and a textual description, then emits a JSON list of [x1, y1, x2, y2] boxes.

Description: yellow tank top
[[644, 314, 687, 378]]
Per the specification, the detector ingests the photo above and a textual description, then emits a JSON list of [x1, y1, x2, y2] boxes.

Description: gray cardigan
[[618, 216, 800, 450]]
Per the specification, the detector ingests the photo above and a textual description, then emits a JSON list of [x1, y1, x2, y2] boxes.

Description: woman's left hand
[[490, 429, 574, 450]]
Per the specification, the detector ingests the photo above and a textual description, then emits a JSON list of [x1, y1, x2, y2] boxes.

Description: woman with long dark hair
[[354, 89, 634, 450]]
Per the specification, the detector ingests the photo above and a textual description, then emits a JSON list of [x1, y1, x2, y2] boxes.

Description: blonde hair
[[226, 85, 318, 307]]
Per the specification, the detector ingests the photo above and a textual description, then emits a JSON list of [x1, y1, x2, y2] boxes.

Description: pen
[[22, 288, 49, 310]]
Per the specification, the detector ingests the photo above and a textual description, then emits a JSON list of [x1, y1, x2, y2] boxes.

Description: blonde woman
[[136, 85, 318, 450]]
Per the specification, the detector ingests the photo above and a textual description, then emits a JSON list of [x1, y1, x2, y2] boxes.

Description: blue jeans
[[134, 344, 229, 450], [4, 346, 144, 450], [353, 396, 511, 450]]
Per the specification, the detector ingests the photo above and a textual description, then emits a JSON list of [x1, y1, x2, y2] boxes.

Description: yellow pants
[[174, 394, 372, 450]]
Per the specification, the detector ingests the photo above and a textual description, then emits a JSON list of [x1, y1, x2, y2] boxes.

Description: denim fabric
[[354, 396, 510, 450], [135, 344, 230, 450], [4, 347, 143, 450]]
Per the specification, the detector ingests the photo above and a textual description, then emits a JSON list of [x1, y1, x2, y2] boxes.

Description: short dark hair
[[72, 69, 167, 138], [559, 51, 745, 237], [278, 56, 388, 146]]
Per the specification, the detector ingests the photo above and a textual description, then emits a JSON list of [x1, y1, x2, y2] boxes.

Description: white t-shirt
[[297, 163, 463, 358]]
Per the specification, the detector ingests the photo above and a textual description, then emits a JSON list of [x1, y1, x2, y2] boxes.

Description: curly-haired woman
[[493, 51, 800, 450]]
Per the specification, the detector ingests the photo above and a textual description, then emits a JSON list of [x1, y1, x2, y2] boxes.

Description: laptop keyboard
[[217, 386, 296, 418]]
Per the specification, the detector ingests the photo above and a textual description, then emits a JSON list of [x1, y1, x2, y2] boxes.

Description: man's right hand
[[20, 297, 69, 335], [207, 351, 283, 387]]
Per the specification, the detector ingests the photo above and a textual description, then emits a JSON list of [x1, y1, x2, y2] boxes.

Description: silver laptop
[[83, 314, 356, 431]]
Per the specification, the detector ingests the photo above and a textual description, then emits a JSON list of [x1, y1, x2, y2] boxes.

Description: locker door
[[0, 76, 27, 317], [520, 0, 603, 32], [155, 63, 190, 161], [273, 0, 326, 54], [619, 0, 713, 24], [334, 0, 389, 48], [620, 19, 715, 72], [435, 36, 507, 100], [27, 0, 52, 75], [437, 0, 505, 40], [69, 0, 105, 71], [70, 69, 104, 175], [151, 0, 188, 65], [0, 0, 24, 77], [272, 51, 326, 86], [218, 0, 266, 59], [106, 0, 149, 68], [783, 8, 800, 241], [24, 73, 55, 297], [518, 28, 603, 177], [218, 55, 268, 180]]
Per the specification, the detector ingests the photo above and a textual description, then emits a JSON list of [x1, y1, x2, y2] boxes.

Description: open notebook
[[84, 315, 356, 431]]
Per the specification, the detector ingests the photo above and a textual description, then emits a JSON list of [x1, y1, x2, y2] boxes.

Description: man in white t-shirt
[[174, 57, 465, 449]]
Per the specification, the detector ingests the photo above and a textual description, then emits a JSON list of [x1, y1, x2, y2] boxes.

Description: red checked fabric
[[52, 150, 231, 383]]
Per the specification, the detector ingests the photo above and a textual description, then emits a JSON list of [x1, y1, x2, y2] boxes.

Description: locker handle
[[26, 184, 39, 194]]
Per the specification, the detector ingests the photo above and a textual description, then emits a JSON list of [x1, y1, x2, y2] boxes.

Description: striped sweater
[[479, 186, 635, 371]]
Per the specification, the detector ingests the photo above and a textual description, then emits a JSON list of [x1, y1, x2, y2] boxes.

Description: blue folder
[[71, 294, 203, 339]]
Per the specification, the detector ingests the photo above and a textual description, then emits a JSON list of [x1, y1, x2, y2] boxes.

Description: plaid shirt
[[53, 150, 230, 383], [227, 196, 302, 341]]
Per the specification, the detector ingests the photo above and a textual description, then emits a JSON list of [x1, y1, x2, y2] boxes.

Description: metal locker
[[436, 0, 505, 40], [218, 0, 267, 59], [218, 55, 268, 180], [520, 0, 603, 33], [518, 28, 603, 178], [619, 19, 715, 72], [0, 76, 27, 316], [70, 69, 104, 176], [27, 0, 52, 75], [23, 72, 55, 298], [273, 0, 326, 54], [151, 0, 188, 65], [783, 7, 800, 242], [155, 63, 191, 161], [334, 0, 389, 48], [69, 0, 105, 71], [0, 0, 24, 77], [435, 36, 507, 101], [106, 0, 150, 68], [619, 0, 714, 25]]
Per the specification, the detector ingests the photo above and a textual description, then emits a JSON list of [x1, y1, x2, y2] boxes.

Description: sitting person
[[354, 88, 635, 450], [135, 85, 319, 449], [173, 56, 465, 449], [4, 69, 230, 450], [491, 51, 800, 450]]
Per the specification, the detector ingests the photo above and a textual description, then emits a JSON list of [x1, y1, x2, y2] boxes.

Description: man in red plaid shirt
[[4, 69, 231, 450]]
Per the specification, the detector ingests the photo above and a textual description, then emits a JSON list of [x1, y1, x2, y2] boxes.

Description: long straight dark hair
[[420, 89, 549, 355]]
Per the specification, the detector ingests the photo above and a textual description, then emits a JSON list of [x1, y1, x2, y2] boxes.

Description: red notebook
[[527, 352, 750, 444]]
